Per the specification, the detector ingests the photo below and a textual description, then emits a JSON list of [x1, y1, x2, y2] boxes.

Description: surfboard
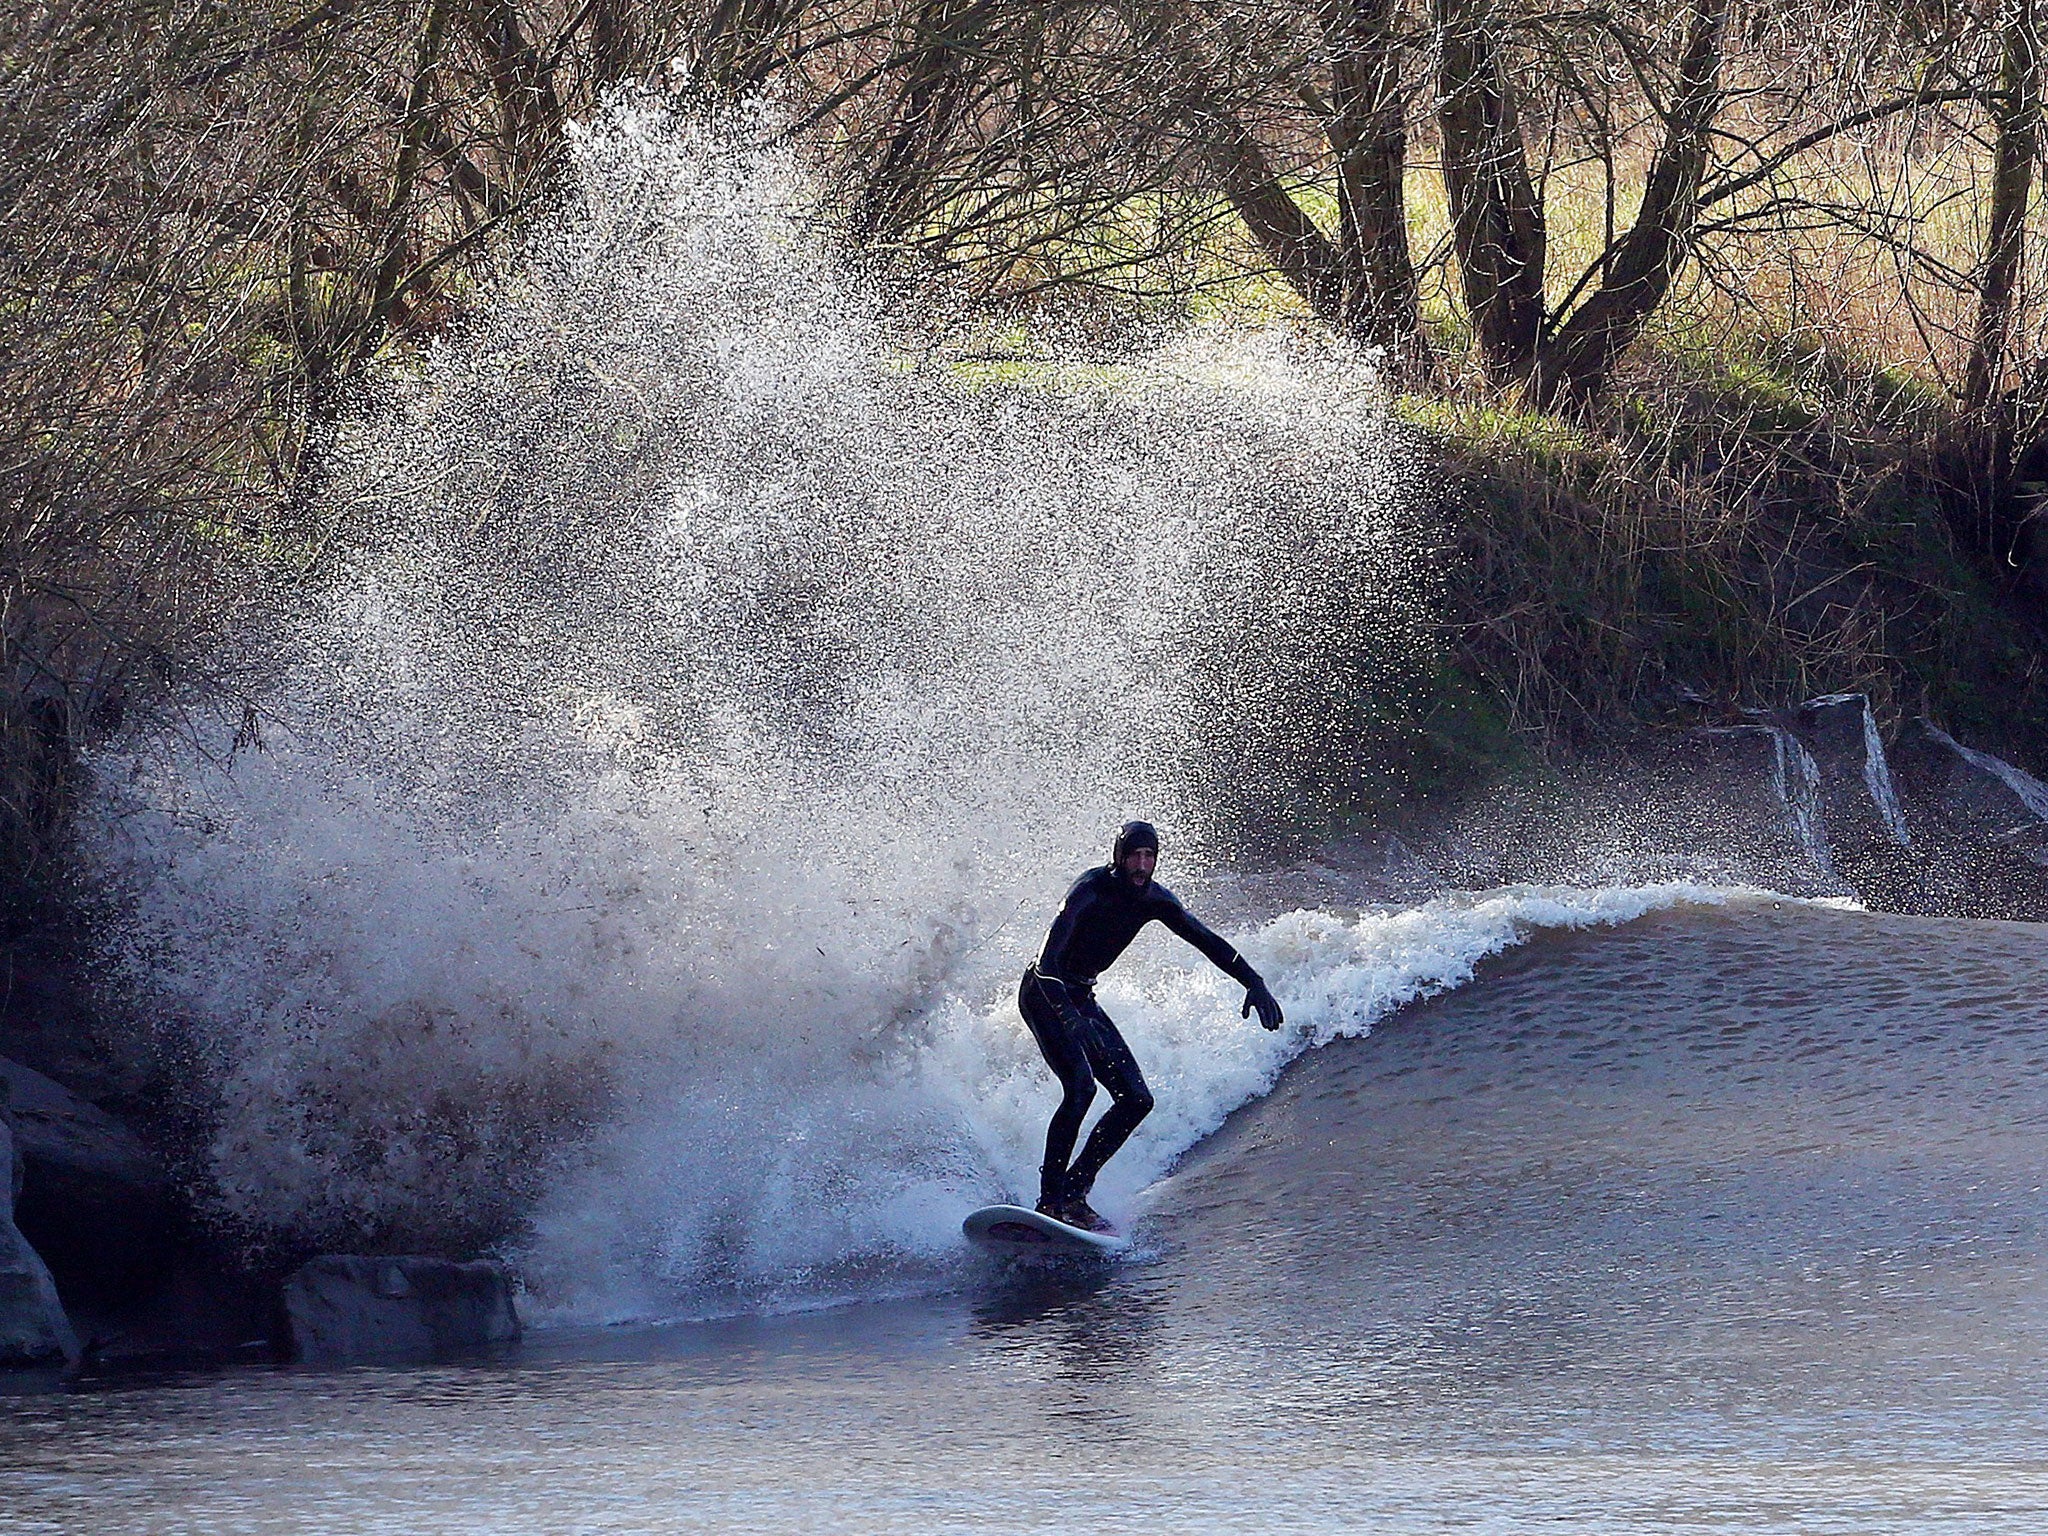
[[962, 1203, 1129, 1257]]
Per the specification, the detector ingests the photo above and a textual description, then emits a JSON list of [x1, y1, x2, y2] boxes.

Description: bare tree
[[1965, 0, 2041, 409]]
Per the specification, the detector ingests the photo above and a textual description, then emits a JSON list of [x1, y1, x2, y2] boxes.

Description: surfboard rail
[[962, 1203, 1129, 1256]]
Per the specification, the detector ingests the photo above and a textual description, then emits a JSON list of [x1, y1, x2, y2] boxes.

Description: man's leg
[[1063, 1002, 1154, 1205], [1018, 970, 1097, 1212]]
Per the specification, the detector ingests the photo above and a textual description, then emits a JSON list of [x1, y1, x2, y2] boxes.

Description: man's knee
[[1059, 1071, 1098, 1112], [1106, 1077, 1152, 1119]]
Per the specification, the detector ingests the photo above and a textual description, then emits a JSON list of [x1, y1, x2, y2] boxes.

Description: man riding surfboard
[[1018, 820, 1283, 1233]]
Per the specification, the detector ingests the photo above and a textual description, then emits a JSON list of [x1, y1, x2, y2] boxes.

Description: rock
[[1773, 693, 1914, 861], [1314, 704, 2048, 922], [0, 1057, 263, 1367], [0, 1079, 79, 1375], [0, 1055, 171, 1313], [283, 1255, 520, 1364], [1882, 719, 2048, 921], [1683, 724, 1840, 887], [1748, 692, 1951, 912], [0, 931, 127, 1099], [1893, 719, 2048, 855], [72, 1247, 284, 1370]]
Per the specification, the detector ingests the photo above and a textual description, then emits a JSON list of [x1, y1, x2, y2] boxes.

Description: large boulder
[[0, 1055, 171, 1313], [0, 1080, 79, 1374], [283, 1255, 520, 1365]]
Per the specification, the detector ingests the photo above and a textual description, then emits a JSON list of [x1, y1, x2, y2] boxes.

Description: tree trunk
[[695, 0, 796, 93], [588, 0, 639, 88], [1433, 0, 1545, 384], [850, 0, 988, 246], [1533, 0, 1727, 405], [358, 0, 455, 364], [467, 0, 564, 171], [1168, 8, 1430, 374], [1185, 90, 1350, 321], [1320, 0, 1434, 380], [1965, 0, 2041, 411]]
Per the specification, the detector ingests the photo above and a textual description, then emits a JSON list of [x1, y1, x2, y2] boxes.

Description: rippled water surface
[[6, 899, 2047, 1534]]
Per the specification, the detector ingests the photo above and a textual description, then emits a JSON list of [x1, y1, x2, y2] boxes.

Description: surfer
[[1020, 820, 1283, 1233]]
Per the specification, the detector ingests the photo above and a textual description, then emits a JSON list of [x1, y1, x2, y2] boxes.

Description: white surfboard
[[962, 1203, 1129, 1257]]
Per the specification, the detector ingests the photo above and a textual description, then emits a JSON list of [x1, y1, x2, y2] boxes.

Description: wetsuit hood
[[1111, 820, 1159, 866]]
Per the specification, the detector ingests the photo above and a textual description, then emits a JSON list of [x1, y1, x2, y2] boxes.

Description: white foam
[[924, 882, 1751, 1216], [80, 103, 1439, 1321], [513, 881, 1749, 1324]]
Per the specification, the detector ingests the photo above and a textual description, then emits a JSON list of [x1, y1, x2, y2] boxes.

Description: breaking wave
[[75, 102, 1735, 1322]]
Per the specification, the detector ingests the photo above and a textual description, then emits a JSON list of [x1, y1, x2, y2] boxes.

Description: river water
[[5, 896, 2045, 1533], [9, 107, 2046, 1533]]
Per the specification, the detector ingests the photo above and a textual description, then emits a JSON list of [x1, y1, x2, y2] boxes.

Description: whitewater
[[73, 103, 1623, 1323], [12, 895, 2048, 1534]]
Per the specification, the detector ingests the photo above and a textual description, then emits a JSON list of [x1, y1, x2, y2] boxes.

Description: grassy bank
[[937, 149, 2048, 809], [1387, 334, 2048, 787]]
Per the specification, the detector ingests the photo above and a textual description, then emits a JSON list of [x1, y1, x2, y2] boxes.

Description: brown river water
[[3, 896, 2046, 1533]]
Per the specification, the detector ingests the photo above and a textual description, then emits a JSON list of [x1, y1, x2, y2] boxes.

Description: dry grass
[[1404, 335, 2048, 771]]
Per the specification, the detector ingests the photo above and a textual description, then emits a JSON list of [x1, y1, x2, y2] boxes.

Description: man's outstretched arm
[[1155, 895, 1285, 1031]]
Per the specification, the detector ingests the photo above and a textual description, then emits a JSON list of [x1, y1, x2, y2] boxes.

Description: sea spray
[[80, 102, 1434, 1309]]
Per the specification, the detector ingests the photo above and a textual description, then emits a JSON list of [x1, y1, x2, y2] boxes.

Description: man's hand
[[1242, 981, 1284, 1032]]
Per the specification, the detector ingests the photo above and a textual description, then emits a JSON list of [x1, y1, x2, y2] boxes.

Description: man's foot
[[1056, 1198, 1116, 1235]]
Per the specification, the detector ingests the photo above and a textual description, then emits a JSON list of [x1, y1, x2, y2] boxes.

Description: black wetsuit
[[1020, 866, 1265, 1205]]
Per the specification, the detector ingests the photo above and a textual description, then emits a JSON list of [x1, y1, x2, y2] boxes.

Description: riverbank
[[10, 668, 2048, 1378], [15, 329, 2048, 1375], [1412, 333, 2048, 775]]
